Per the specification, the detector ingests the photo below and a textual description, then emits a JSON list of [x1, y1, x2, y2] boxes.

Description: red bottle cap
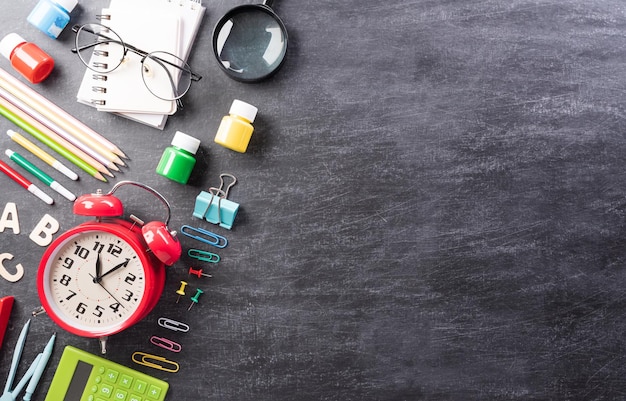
[[0, 33, 54, 83]]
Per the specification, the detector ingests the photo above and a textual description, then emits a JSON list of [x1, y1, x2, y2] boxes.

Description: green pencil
[[0, 98, 106, 182]]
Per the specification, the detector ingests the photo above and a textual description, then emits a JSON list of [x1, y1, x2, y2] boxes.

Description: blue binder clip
[[193, 173, 239, 230]]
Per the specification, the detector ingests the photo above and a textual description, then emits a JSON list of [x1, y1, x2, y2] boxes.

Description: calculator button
[[88, 395, 94, 401], [99, 366, 106, 374], [114, 389, 127, 400], [119, 374, 133, 388], [91, 385, 98, 393], [133, 380, 147, 394], [100, 384, 113, 398], [95, 376, 102, 384], [128, 396, 142, 401], [147, 385, 162, 399], [105, 369, 119, 383]]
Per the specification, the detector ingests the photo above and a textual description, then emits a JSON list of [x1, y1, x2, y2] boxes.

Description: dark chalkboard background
[[1, 0, 626, 400]]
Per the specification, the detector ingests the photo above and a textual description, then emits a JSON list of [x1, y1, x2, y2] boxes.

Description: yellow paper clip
[[132, 352, 179, 373]]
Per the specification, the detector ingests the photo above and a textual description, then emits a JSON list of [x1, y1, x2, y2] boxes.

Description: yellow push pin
[[175, 281, 188, 304]]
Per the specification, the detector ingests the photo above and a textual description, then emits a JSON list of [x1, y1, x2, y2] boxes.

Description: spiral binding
[[89, 14, 112, 105]]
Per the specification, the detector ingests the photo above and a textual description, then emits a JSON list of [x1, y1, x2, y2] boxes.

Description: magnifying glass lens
[[215, 7, 287, 81]]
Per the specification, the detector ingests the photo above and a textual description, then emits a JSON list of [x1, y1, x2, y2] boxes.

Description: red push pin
[[189, 266, 212, 278]]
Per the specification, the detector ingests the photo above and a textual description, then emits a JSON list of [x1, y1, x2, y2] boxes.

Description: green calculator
[[45, 346, 169, 401]]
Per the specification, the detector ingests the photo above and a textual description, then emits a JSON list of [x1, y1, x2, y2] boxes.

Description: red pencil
[[0, 159, 53, 204]]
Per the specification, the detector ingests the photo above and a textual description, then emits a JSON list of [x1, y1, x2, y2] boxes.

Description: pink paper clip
[[150, 336, 182, 353]]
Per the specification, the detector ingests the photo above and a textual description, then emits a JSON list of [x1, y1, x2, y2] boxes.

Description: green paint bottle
[[156, 131, 201, 184]]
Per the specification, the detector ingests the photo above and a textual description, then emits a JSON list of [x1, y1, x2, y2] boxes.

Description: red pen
[[0, 159, 53, 204], [0, 296, 14, 350]]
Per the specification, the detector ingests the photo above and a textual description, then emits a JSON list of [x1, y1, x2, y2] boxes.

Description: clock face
[[39, 226, 152, 337]]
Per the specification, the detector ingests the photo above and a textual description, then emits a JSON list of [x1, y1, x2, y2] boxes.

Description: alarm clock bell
[[74, 182, 182, 265]]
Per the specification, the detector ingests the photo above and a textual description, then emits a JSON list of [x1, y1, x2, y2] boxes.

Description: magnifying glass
[[212, 0, 288, 82]]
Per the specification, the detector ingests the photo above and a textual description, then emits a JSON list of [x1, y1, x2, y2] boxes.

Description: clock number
[[122, 289, 134, 302], [62, 257, 74, 269], [59, 274, 71, 286], [93, 305, 105, 318], [92, 242, 105, 253], [93, 241, 123, 257], [74, 245, 90, 259], [76, 302, 87, 314], [65, 290, 76, 300], [109, 303, 121, 313], [108, 243, 123, 257], [124, 273, 136, 285]]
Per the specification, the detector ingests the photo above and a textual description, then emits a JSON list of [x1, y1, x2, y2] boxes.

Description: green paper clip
[[188, 249, 220, 263]]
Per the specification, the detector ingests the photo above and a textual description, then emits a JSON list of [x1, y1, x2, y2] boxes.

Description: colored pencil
[[6, 149, 76, 201], [0, 67, 127, 161], [0, 159, 53, 204], [7, 129, 78, 181], [0, 97, 107, 182], [0, 96, 110, 180], [0, 87, 120, 172], [0, 96, 113, 178]]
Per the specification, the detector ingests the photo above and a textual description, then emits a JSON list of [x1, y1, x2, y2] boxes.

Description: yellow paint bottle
[[214, 99, 258, 153]]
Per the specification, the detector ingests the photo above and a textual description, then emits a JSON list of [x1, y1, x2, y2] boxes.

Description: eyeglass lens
[[142, 51, 192, 101], [75, 23, 126, 73]]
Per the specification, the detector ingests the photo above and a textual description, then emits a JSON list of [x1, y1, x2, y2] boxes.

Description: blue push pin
[[188, 289, 204, 311], [193, 173, 239, 230]]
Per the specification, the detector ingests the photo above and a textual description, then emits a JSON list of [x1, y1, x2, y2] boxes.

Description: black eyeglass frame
[[70, 23, 202, 108]]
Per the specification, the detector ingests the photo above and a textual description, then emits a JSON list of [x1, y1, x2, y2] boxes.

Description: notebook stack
[[76, 0, 205, 129]]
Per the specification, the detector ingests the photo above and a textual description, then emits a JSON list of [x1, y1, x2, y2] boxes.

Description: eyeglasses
[[71, 23, 202, 108]]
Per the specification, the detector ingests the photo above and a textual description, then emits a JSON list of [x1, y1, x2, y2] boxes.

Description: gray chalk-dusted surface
[[1, 0, 626, 400]]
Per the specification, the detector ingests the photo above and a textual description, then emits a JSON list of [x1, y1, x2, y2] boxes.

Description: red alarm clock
[[37, 181, 181, 353]]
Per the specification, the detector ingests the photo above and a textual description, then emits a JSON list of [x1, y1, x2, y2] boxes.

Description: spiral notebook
[[76, 0, 205, 129], [76, 9, 180, 115]]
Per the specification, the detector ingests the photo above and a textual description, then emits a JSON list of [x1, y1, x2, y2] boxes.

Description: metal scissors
[[1, 320, 46, 401]]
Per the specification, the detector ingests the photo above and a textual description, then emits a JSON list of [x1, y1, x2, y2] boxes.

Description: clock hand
[[98, 258, 130, 281], [89, 273, 125, 308], [93, 252, 102, 283]]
